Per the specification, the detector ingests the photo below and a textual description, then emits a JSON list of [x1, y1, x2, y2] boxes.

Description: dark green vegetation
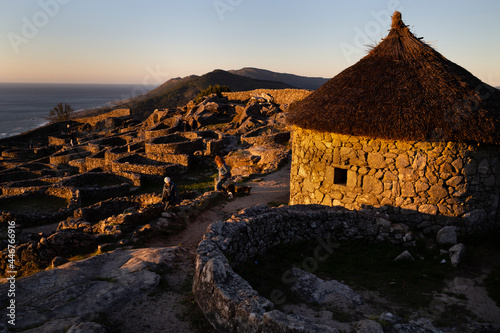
[[236, 233, 500, 326], [236, 239, 454, 311], [114, 70, 293, 119], [0, 195, 68, 214], [48, 102, 73, 122], [194, 84, 231, 104]]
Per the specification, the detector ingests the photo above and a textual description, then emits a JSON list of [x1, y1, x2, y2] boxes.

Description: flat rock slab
[[290, 267, 364, 307], [0, 247, 183, 332]]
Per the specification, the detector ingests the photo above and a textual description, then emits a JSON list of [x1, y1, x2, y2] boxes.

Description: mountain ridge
[[117, 69, 294, 119], [229, 67, 329, 90]]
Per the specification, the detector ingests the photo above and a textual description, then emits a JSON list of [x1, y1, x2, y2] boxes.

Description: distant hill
[[229, 67, 329, 90], [116, 69, 294, 119]]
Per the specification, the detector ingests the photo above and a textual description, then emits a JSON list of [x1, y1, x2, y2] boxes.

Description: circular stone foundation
[[60, 172, 132, 200], [193, 204, 417, 333], [0, 186, 80, 226]]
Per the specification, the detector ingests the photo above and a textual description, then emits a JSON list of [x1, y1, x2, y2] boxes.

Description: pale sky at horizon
[[1, 0, 499, 86]]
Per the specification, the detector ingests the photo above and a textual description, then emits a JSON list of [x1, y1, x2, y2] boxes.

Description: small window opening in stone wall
[[333, 167, 348, 185]]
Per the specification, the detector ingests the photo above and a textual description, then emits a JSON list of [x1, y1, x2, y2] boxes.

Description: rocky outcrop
[[0, 246, 184, 332]]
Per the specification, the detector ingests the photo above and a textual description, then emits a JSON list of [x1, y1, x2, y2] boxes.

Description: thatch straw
[[287, 11, 500, 143]]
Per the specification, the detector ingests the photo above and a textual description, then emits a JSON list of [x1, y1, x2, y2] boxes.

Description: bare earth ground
[[105, 164, 291, 333]]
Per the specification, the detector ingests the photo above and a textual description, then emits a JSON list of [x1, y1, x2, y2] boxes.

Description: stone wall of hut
[[290, 127, 500, 234]]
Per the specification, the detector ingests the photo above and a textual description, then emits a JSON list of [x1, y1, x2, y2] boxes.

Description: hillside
[[229, 67, 329, 90], [116, 69, 294, 119]]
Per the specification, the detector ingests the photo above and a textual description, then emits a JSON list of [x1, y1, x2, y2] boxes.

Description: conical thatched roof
[[287, 11, 500, 144]]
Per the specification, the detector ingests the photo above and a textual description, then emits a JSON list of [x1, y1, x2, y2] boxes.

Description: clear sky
[[1, 0, 499, 86]]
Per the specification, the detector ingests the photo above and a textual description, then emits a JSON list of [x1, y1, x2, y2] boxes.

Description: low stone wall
[[145, 133, 204, 155], [223, 89, 312, 105], [1, 148, 34, 159], [143, 116, 183, 139], [0, 170, 39, 184], [59, 172, 132, 200], [1, 179, 52, 196], [48, 135, 69, 146], [241, 125, 290, 146], [105, 143, 144, 162], [146, 152, 191, 167], [290, 127, 500, 234], [111, 154, 185, 179], [73, 109, 130, 126], [49, 148, 91, 165], [85, 151, 108, 170], [0, 185, 80, 226], [74, 195, 152, 224], [194, 204, 415, 333]]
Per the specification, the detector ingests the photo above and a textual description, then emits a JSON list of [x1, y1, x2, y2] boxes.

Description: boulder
[[51, 256, 69, 268], [289, 267, 364, 307], [436, 226, 457, 246], [393, 250, 415, 262], [449, 243, 466, 267], [354, 319, 384, 333]]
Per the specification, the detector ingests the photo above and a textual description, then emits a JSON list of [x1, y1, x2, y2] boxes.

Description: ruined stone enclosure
[[193, 205, 431, 333], [290, 128, 500, 234]]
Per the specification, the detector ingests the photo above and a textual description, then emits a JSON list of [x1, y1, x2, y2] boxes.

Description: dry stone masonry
[[194, 204, 417, 333], [290, 128, 500, 234]]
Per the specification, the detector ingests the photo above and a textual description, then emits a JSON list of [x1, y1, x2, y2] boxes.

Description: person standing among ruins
[[162, 177, 178, 210], [214, 155, 232, 198]]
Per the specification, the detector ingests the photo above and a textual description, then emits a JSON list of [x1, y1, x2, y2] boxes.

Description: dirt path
[[111, 164, 291, 333], [157, 162, 290, 251]]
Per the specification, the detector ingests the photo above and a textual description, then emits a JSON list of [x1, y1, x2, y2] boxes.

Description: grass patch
[[235, 239, 454, 312], [0, 195, 68, 214], [267, 201, 288, 208], [177, 172, 218, 193], [433, 304, 479, 327]]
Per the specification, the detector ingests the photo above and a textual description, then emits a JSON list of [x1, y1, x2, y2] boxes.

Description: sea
[[0, 83, 156, 139]]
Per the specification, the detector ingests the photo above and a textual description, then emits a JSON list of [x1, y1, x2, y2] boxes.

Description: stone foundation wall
[[60, 172, 132, 200], [0, 186, 80, 226], [194, 204, 415, 333], [145, 134, 204, 155], [111, 155, 185, 178], [241, 126, 291, 146], [49, 148, 91, 165], [290, 127, 500, 234], [73, 109, 130, 126], [145, 152, 191, 167], [223, 89, 312, 105]]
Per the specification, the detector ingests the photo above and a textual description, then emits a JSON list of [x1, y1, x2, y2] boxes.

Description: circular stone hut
[[287, 12, 500, 234]]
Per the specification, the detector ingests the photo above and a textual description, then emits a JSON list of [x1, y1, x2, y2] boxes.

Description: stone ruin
[[194, 204, 416, 333], [0, 89, 304, 276], [193, 204, 494, 333]]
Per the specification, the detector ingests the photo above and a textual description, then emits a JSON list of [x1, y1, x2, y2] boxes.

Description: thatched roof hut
[[288, 11, 500, 144]]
